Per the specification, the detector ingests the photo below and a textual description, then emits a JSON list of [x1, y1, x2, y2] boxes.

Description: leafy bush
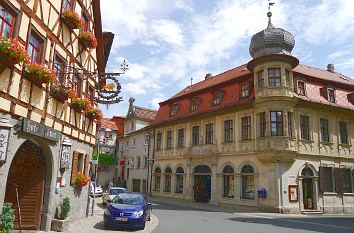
[[58, 197, 70, 220], [92, 153, 116, 165], [0, 202, 15, 233]]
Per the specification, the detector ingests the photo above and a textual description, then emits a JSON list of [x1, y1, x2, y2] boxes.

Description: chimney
[[327, 64, 334, 73], [205, 73, 213, 80]]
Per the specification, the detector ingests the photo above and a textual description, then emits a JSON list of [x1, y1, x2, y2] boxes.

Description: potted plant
[[71, 98, 90, 113], [50, 84, 76, 103], [74, 172, 90, 188], [86, 107, 103, 120], [24, 62, 56, 87], [0, 36, 28, 72], [78, 31, 97, 49], [61, 8, 84, 30], [0, 202, 15, 233], [51, 197, 70, 232]]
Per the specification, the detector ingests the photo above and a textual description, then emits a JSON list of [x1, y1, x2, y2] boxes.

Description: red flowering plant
[[86, 106, 103, 121], [50, 83, 76, 102], [24, 62, 56, 87], [74, 172, 90, 188], [61, 8, 84, 30], [0, 36, 29, 67], [71, 97, 90, 113], [78, 31, 97, 49]]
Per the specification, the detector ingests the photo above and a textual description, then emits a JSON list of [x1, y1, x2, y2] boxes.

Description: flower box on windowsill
[[74, 172, 90, 188], [61, 9, 84, 30], [50, 84, 73, 103], [78, 31, 97, 49], [24, 63, 56, 88], [71, 98, 90, 113], [86, 108, 102, 120], [0, 37, 28, 73]]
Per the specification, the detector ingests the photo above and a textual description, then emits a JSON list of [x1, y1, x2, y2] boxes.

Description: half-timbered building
[[0, 0, 112, 230]]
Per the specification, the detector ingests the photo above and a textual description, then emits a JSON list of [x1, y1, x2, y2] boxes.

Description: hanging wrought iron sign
[[95, 60, 128, 107]]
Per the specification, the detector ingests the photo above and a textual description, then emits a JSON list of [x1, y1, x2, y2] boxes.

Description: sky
[[100, 0, 354, 117]]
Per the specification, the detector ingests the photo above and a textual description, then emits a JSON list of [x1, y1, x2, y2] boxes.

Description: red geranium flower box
[[24, 62, 56, 88], [61, 8, 84, 30], [78, 31, 97, 49], [0, 36, 28, 72]]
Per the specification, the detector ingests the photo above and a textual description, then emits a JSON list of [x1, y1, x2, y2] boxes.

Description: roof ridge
[[134, 105, 157, 112], [298, 63, 352, 80]]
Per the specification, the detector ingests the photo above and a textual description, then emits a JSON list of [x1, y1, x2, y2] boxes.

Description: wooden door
[[5, 141, 46, 230]]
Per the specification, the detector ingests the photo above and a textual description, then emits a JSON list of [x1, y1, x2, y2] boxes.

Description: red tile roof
[[101, 118, 119, 131], [133, 106, 157, 121], [154, 63, 354, 125]]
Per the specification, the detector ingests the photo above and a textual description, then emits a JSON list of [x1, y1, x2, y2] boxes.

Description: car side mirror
[[107, 199, 112, 203], [147, 202, 152, 206]]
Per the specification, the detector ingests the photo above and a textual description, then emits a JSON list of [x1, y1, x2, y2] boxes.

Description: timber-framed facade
[[0, 0, 111, 231]]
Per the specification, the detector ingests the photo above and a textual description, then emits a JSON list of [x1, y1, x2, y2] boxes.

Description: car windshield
[[112, 193, 144, 205], [110, 189, 125, 195]]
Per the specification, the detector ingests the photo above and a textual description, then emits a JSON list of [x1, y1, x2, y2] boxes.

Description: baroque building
[[0, 0, 112, 230], [149, 11, 354, 214], [118, 98, 156, 193]]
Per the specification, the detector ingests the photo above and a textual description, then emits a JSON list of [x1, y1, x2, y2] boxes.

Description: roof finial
[[267, 0, 275, 28]]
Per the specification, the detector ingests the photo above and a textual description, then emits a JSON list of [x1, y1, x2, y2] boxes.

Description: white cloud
[[150, 20, 184, 45], [101, 0, 354, 117]]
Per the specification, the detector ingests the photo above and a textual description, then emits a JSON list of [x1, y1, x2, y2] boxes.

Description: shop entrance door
[[302, 178, 314, 210], [4, 141, 46, 230]]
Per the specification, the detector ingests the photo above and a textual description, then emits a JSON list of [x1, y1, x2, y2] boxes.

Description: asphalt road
[[151, 201, 354, 233]]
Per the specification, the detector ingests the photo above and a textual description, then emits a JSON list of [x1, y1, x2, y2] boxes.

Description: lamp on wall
[[0, 115, 13, 164]]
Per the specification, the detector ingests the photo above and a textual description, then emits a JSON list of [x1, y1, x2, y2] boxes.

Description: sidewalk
[[12, 200, 158, 233], [149, 196, 261, 214]]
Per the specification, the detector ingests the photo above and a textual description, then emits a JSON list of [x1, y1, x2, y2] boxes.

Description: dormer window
[[327, 88, 335, 103], [297, 80, 306, 96], [257, 71, 264, 89], [212, 91, 224, 106], [268, 68, 281, 86], [170, 103, 179, 117], [190, 98, 200, 112], [241, 81, 250, 97]]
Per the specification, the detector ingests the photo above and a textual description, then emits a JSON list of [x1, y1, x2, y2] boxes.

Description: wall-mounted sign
[[289, 185, 298, 202], [60, 145, 71, 170], [21, 118, 60, 142]]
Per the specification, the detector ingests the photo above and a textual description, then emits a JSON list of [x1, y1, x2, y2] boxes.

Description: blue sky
[[100, 0, 354, 117]]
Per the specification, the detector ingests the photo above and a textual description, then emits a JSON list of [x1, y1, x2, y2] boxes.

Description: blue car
[[104, 192, 152, 230]]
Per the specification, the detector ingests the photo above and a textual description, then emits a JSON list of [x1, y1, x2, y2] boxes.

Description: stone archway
[[4, 141, 47, 230], [298, 163, 319, 211]]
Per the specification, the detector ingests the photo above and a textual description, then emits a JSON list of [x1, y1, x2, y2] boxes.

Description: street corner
[[141, 214, 159, 233]]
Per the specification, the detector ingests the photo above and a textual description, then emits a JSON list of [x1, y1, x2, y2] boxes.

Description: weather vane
[[267, 0, 275, 28]]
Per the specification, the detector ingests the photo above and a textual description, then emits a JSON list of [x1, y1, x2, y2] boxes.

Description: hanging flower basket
[[50, 84, 76, 103], [61, 8, 84, 30], [78, 31, 97, 49], [71, 98, 90, 113], [0, 36, 28, 72], [86, 107, 103, 120], [24, 62, 56, 87], [74, 172, 90, 188]]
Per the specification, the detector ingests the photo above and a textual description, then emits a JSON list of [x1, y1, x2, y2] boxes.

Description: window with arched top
[[164, 167, 172, 192], [241, 165, 255, 199], [176, 167, 184, 194], [194, 165, 211, 174], [153, 167, 161, 192], [223, 165, 235, 198], [301, 167, 314, 177]]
